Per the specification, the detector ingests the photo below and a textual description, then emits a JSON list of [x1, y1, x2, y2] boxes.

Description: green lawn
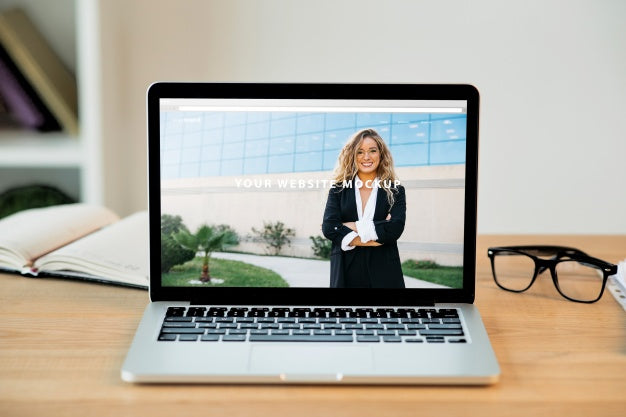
[[162, 257, 289, 287], [402, 260, 464, 288]]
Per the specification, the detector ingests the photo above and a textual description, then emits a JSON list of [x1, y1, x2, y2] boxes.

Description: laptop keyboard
[[158, 306, 466, 344]]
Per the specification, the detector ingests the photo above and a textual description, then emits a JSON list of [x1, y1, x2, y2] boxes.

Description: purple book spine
[[0, 52, 43, 128]]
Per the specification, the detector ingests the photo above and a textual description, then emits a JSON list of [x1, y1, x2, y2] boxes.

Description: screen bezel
[[147, 83, 479, 305]]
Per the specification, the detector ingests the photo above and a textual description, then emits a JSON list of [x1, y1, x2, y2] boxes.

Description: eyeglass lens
[[492, 252, 535, 291], [492, 252, 605, 302], [553, 260, 605, 302]]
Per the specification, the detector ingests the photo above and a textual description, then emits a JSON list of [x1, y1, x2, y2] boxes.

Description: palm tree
[[173, 224, 238, 283]]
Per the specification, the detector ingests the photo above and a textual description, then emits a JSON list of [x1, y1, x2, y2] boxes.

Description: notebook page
[[0, 204, 119, 269], [33, 211, 149, 287]]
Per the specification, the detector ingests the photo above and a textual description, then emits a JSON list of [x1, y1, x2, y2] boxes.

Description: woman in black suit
[[322, 128, 406, 288]]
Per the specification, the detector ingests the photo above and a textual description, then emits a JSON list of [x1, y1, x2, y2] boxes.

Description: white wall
[[99, 0, 626, 234]]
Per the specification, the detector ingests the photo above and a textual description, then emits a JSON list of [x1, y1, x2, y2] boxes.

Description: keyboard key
[[405, 338, 424, 343], [158, 334, 177, 341], [200, 335, 220, 341], [235, 317, 254, 323], [356, 336, 380, 342], [313, 330, 333, 336], [257, 317, 276, 323], [194, 317, 215, 323], [216, 317, 234, 323], [249, 335, 353, 342], [164, 316, 193, 322], [162, 322, 197, 328], [355, 330, 375, 336], [186, 307, 206, 317], [227, 309, 247, 317], [420, 330, 464, 336], [248, 309, 268, 317], [312, 308, 331, 317], [377, 330, 396, 336], [428, 324, 462, 330], [449, 339, 467, 343], [277, 318, 296, 323], [165, 317, 193, 322], [288, 309, 310, 318], [398, 330, 417, 336], [435, 308, 459, 318], [385, 324, 405, 330], [223, 335, 247, 342], [179, 334, 199, 341], [292, 330, 311, 336], [161, 328, 204, 334], [165, 307, 186, 317], [383, 336, 402, 343], [207, 308, 226, 317]]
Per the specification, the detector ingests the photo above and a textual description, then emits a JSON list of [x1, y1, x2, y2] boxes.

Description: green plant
[[173, 224, 239, 282], [403, 259, 439, 269], [309, 235, 331, 259], [401, 259, 464, 288], [251, 221, 295, 255], [160, 214, 195, 273], [162, 257, 289, 287]]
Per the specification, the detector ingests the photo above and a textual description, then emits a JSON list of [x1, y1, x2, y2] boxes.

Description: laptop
[[121, 82, 500, 384]]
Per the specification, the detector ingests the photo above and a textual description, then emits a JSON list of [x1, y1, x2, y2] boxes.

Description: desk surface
[[1, 235, 625, 417]]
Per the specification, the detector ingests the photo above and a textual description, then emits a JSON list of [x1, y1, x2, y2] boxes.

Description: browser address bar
[[177, 106, 464, 113]]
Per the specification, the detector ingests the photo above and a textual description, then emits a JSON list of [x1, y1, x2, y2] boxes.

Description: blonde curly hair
[[332, 128, 400, 205]]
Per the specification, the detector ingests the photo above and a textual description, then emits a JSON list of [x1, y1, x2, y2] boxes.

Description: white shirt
[[341, 178, 380, 251]]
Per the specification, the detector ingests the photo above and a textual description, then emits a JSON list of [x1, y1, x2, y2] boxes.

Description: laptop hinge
[[189, 299, 436, 307]]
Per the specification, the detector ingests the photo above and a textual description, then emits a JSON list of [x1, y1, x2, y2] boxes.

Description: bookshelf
[[0, 0, 103, 206]]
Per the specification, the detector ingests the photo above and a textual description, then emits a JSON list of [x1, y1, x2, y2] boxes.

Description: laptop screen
[[156, 88, 473, 297]]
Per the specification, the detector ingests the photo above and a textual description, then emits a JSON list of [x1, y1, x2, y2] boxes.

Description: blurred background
[[0, 0, 624, 234]]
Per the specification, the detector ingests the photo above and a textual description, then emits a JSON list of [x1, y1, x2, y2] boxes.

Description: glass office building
[[160, 111, 467, 179]]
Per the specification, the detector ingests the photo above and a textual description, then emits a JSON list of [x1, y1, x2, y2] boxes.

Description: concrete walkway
[[212, 252, 447, 289]]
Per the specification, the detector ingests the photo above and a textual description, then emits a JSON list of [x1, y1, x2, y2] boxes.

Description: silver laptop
[[121, 82, 500, 384]]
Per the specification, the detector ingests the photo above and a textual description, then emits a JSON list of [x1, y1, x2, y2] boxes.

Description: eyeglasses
[[487, 246, 618, 303]]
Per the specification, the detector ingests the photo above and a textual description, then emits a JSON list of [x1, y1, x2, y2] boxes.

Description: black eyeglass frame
[[487, 245, 618, 303]]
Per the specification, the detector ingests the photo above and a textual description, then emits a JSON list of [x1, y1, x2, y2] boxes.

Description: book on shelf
[[0, 7, 78, 135], [0, 204, 149, 289], [0, 42, 61, 131]]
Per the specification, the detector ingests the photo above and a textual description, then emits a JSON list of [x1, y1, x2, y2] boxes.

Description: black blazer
[[322, 184, 406, 288]]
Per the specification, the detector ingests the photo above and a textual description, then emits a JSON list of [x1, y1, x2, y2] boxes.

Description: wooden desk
[[1, 236, 625, 417]]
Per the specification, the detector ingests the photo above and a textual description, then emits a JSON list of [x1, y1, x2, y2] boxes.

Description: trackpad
[[249, 345, 373, 377]]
